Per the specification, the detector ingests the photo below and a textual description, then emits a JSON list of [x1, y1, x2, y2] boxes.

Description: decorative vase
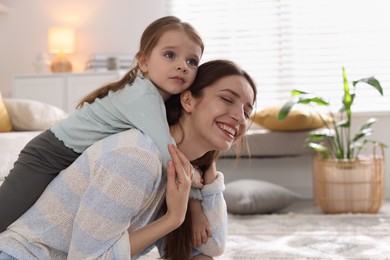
[[34, 52, 51, 74], [313, 149, 385, 214]]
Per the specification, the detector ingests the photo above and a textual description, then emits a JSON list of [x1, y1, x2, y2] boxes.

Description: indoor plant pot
[[312, 149, 385, 213], [278, 68, 387, 213]]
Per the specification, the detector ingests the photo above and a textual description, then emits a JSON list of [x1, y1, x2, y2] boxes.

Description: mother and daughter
[[0, 16, 257, 259]]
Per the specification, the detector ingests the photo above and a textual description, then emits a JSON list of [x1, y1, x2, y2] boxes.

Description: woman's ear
[[180, 90, 194, 114], [137, 53, 148, 73]]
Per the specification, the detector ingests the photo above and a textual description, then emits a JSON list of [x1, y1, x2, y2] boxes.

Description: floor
[[279, 199, 390, 215]]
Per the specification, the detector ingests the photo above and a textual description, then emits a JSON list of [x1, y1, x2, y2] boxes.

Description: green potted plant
[[278, 67, 387, 213]]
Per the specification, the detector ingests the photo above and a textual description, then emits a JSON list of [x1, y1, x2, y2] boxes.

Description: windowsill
[[220, 127, 314, 158], [219, 107, 390, 159], [351, 109, 390, 117]]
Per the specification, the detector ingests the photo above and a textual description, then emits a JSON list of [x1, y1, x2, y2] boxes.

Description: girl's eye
[[164, 51, 176, 59], [187, 58, 199, 67]]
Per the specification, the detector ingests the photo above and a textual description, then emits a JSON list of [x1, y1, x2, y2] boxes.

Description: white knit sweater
[[0, 129, 227, 259]]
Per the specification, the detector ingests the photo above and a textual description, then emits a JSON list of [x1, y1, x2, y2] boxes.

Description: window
[[165, 0, 390, 112]]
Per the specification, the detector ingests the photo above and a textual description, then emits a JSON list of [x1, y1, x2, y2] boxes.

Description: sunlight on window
[[166, 0, 390, 112]]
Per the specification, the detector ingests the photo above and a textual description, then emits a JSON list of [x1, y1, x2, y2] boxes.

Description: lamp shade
[[48, 27, 75, 54]]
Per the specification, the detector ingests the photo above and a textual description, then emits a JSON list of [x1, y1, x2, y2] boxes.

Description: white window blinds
[[165, 0, 390, 112]]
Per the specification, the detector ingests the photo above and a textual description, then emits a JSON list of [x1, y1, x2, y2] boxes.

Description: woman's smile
[[216, 122, 237, 141]]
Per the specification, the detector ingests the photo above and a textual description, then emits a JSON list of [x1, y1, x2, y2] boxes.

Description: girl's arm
[[193, 163, 228, 257]]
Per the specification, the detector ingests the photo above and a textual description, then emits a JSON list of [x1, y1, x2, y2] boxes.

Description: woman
[[0, 59, 257, 259]]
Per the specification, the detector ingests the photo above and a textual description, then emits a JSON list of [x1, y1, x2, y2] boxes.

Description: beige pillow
[[0, 91, 12, 132], [252, 104, 327, 131], [3, 98, 68, 131]]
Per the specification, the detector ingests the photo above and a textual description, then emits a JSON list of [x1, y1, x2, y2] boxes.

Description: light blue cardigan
[[51, 76, 174, 170]]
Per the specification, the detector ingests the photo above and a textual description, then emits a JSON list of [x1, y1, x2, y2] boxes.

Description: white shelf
[[12, 72, 121, 112]]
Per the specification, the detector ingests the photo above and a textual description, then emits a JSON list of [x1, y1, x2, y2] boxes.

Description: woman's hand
[[128, 144, 193, 256], [165, 144, 193, 225]]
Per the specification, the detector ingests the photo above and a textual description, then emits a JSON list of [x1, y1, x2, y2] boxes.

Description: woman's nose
[[231, 107, 246, 123]]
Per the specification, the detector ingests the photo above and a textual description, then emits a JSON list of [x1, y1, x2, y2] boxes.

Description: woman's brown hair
[[164, 59, 257, 259], [76, 16, 204, 108]]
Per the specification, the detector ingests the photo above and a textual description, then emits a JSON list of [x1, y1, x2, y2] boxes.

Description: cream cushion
[[3, 98, 68, 131], [0, 131, 41, 183], [0, 99, 67, 183], [0, 91, 12, 132], [252, 104, 328, 131]]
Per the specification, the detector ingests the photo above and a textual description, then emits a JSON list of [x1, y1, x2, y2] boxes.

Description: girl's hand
[[191, 166, 204, 189], [165, 144, 192, 226], [189, 199, 212, 247]]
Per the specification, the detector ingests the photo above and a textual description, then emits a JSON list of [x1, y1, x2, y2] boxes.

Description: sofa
[[0, 96, 68, 185]]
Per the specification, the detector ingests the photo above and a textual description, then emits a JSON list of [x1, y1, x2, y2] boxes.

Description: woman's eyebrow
[[221, 89, 253, 110]]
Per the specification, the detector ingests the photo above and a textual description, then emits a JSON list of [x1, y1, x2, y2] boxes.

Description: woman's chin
[[217, 142, 233, 152]]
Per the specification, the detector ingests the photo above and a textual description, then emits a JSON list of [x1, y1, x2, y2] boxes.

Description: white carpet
[[140, 213, 390, 259]]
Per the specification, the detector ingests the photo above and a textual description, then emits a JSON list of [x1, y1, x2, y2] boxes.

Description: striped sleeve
[[68, 140, 162, 259]]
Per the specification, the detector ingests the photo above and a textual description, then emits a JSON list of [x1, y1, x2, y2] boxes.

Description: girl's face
[[185, 75, 255, 153], [138, 30, 203, 101]]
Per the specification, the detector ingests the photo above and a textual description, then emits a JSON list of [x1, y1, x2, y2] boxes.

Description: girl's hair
[[164, 59, 257, 260], [76, 16, 204, 108]]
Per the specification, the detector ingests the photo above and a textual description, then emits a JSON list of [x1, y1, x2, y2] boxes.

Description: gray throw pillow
[[223, 179, 300, 215]]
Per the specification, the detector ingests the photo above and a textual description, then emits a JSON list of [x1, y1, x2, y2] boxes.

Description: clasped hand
[[165, 144, 193, 225]]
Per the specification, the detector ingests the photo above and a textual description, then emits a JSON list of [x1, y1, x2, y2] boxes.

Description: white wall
[[2, 1, 389, 200], [0, 0, 165, 97]]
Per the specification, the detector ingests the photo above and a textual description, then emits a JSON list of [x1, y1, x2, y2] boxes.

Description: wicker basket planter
[[313, 151, 385, 214]]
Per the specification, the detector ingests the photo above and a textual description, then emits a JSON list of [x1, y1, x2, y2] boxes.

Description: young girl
[[0, 16, 207, 235]]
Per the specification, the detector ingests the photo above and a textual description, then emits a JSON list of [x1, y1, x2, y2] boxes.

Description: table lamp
[[48, 27, 75, 73]]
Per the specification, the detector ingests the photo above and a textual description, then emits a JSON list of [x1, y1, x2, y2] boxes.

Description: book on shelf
[[88, 53, 134, 62], [85, 60, 132, 68], [85, 52, 134, 71]]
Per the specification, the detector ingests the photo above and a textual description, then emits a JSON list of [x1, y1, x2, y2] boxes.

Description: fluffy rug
[[141, 213, 390, 259]]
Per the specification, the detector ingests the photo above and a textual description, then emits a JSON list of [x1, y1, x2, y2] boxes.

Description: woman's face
[[188, 75, 255, 152]]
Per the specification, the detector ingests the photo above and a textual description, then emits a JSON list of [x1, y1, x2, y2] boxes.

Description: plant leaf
[[303, 96, 329, 106], [337, 119, 350, 128], [360, 117, 377, 129], [307, 143, 330, 159], [353, 76, 384, 96], [277, 100, 296, 120], [291, 89, 307, 96], [308, 129, 334, 141], [278, 89, 329, 120], [350, 141, 364, 150], [342, 67, 352, 124], [351, 118, 377, 142], [352, 129, 373, 142]]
